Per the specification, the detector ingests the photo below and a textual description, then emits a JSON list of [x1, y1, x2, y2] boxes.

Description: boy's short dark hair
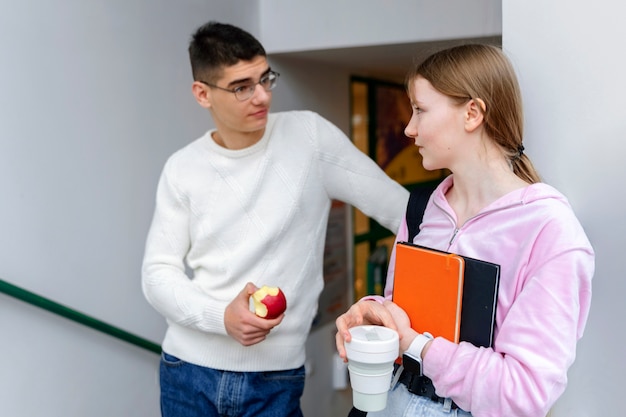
[[188, 21, 266, 83]]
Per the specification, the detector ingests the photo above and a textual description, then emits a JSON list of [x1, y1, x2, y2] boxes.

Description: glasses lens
[[235, 72, 280, 100], [262, 72, 279, 91], [234, 85, 256, 101]]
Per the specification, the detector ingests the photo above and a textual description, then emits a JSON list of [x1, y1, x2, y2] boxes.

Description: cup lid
[[346, 325, 399, 354]]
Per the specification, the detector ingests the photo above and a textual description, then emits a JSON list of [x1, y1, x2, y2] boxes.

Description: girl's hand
[[383, 300, 418, 354], [335, 300, 398, 361]]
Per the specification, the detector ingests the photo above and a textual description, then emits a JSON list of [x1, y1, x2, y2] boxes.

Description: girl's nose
[[404, 119, 417, 138]]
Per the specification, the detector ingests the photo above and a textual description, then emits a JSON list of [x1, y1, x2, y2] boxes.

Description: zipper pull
[[449, 228, 459, 246]]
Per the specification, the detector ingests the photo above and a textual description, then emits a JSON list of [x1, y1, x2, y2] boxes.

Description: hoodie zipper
[[449, 228, 460, 246], [441, 200, 525, 247]]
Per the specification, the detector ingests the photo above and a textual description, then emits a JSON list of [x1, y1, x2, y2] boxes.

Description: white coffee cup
[[345, 325, 399, 412]]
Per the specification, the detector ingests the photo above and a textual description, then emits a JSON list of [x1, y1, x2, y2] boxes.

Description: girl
[[335, 44, 594, 417]]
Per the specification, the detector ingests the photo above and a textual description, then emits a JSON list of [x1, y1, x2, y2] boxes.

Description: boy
[[142, 21, 408, 417]]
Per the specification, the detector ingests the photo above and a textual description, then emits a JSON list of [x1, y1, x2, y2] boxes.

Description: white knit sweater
[[142, 110, 408, 371]]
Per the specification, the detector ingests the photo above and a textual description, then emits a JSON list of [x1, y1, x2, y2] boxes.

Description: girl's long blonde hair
[[407, 44, 540, 184]]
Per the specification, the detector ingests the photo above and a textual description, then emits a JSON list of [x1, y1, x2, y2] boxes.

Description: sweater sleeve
[[309, 112, 409, 234], [380, 216, 409, 300], [141, 157, 229, 335], [423, 216, 594, 417]]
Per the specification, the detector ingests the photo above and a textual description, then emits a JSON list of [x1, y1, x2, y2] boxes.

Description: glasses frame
[[199, 70, 280, 101]]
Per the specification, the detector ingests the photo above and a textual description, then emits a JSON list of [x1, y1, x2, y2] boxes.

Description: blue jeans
[[160, 352, 305, 417], [367, 379, 472, 417]]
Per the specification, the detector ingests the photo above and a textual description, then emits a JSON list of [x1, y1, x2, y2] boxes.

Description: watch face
[[402, 353, 423, 374]]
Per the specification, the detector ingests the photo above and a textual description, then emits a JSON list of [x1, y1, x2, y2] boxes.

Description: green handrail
[[0, 278, 161, 355]]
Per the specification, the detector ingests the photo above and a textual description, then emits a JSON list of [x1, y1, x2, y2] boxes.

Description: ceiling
[[270, 35, 502, 83]]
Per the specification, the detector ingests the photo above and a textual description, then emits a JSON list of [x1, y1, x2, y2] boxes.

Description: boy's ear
[[192, 81, 212, 109], [465, 98, 486, 132]]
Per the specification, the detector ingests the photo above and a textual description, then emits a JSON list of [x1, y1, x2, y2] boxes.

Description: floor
[[329, 388, 353, 416]]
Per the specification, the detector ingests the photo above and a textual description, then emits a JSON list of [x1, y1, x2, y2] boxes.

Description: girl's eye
[[413, 107, 423, 115]]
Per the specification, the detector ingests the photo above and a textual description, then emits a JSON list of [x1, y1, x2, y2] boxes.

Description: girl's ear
[[465, 98, 486, 132], [191, 81, 212, 109]]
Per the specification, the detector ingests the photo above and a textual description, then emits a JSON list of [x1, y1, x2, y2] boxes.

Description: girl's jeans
[[368, 379, 473, 417]]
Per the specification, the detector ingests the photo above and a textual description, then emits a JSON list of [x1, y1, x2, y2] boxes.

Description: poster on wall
[[375, 84, 443, 185]]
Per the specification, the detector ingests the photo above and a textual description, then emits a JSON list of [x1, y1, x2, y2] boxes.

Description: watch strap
[[406, 332, 434, 360]]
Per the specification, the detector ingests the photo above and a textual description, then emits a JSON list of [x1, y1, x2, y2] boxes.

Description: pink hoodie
[[381, 175, 594, 417]]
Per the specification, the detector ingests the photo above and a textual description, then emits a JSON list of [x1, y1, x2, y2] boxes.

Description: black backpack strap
[[406, 181, 440, 242]]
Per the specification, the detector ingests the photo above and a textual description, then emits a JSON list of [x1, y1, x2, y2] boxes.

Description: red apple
[[251, 285, 287, 319]]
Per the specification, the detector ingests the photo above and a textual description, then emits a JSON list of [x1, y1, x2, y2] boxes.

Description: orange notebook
[[392, 243, 465, 343]]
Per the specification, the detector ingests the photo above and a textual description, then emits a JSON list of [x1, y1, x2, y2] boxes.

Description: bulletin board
[[311, 200, 350, 330]]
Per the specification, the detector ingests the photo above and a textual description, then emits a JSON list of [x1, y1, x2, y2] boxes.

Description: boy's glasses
[[199, 71, 280, 101]]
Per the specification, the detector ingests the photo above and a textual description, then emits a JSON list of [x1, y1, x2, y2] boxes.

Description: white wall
[[0, 1, 256, 415], [504, 1, 625, 415], [0, 0, 258, 344], [259, 0, 500, 52]]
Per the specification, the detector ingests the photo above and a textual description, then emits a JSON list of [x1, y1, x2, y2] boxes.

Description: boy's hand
[[224, 282, 284, 346]]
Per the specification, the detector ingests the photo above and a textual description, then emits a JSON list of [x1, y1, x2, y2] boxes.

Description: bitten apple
[[251, 285, 287, 319]]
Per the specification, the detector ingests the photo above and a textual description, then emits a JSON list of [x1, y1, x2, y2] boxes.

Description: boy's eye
[[233, 85, 253, 94], [259, 75, 271, 87]]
